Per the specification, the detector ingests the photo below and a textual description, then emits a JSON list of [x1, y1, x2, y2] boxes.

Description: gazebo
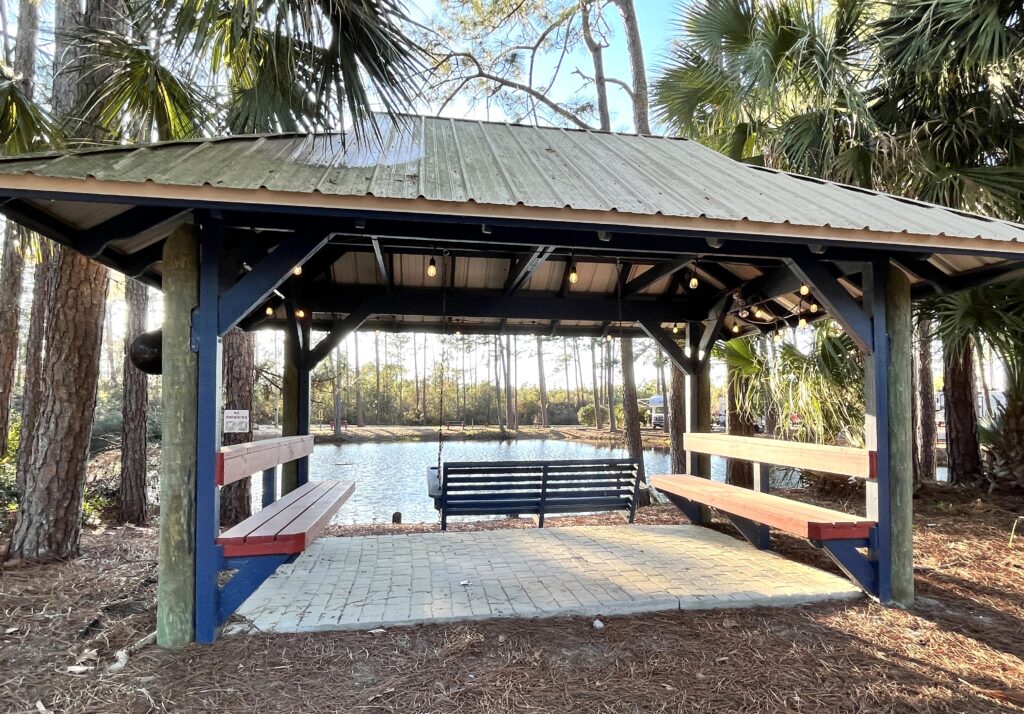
[[0, 115, 1021, 645]]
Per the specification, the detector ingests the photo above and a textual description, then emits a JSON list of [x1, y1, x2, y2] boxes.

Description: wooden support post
[[157, 225, 198, 648], [194, 217, 225, 644], [297, 317, 311, 487], [864, 262, 914, 606], [262, 467, 277, 508]]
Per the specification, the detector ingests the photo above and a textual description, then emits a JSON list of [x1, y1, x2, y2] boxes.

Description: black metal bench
[[435, 459, 641, 530]]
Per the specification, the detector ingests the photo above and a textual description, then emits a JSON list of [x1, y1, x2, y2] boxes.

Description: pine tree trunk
[[726, 361, 755, 487], [606, 340, 617, 432], [374, 332, 381, 424], [943, 341, 981, 484], [15, 248, 51, 492], [354, 335, 364, 426], [537, 336, 549, 426], [915, 318, 937, 482], [332, 348, 343, 436], [0, 225, 25, 458], [620, 338, 648, 505], [219, 328, 254, 527], [669, 364, 686, 473], [6, 0, 123, 562], [119, 278, 148, 524], [590, 339, 602, 428], [611, 0, 651, 134], [5, 249, 109, 561], [0, 0, 40, 459]]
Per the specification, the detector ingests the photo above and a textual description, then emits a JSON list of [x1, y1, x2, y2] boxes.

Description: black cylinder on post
[[130, 329, 163, 375]]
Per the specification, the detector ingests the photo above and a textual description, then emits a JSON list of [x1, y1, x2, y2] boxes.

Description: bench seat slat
[[217, 480, 354, 557], [652, 474, 874, 540]]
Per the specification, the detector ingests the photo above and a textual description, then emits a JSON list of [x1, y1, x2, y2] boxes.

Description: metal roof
[[0, 114, 1022, 252]]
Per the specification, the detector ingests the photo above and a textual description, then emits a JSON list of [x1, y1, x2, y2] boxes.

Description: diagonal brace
[[216, 554, 292, 626], [218, 232, 332, 335], [308, 301, 376, 367], [815, 536, 878, 597]]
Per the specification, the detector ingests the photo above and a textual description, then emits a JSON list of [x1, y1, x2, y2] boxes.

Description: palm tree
[[652, 0, 878, 185]]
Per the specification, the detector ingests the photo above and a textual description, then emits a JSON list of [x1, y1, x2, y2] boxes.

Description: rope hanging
[[436, 250, 450, 473]]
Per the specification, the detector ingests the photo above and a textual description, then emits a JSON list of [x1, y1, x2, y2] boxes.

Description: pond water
[[251, 439, 722, 525], [248, 439, 947, 525]]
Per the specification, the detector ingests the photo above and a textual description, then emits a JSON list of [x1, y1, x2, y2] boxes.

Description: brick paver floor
[[233, 525, 862, 634]]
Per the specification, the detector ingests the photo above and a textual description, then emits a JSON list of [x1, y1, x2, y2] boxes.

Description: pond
[[250, 439, 723, 525]]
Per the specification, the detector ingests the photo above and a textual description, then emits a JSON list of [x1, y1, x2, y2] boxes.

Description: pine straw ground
[[1, 490, 1023, 714]]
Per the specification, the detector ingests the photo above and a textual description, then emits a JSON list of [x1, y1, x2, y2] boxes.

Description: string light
[[265, 305, 273, 316], [292, 265, 303, 276], [294, 308, 306, 319], [426, 256, 438, 278], [799, 284, 810, 296], [688, 273, 699, 290], [672, 324, 680, 334], [731, 323, 741, 334], [568, 256, 579, 284], [810, 302, 819, 313], [605, 333, 613, 342], [798, 316, 807, 328]]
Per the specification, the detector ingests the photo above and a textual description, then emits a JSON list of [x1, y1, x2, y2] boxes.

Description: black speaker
[[129, 329, 163, 375]]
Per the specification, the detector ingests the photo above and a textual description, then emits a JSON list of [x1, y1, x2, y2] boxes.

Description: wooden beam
[[157, 224, 198, 648], [79, 206, 190, 257], [683, 433, 873, 479], [786, 256, 873, 351], [504, 245, 554, 294], [218, 232, 332, 335], [622, 258, 692, 297], [307, 302, 375, 367], [891, 256, 948, 294], [216, 435, 314, 486], [371, 237, 392, 290], [636, 314, 693, 375]]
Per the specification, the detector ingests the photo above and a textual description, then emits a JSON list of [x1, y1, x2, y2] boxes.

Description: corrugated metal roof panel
[[0, 115, 1021, 247]]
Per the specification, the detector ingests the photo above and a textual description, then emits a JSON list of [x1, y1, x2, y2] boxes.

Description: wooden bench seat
[[218, 480, 354, 557], [652, 474, 875, 540]]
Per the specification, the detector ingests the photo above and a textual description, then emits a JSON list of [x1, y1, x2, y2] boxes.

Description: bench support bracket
[[664, 493, 703, 526], [216, 555, 294, 627], [815, 532, 879, 598], [723, 513, 771, 550]]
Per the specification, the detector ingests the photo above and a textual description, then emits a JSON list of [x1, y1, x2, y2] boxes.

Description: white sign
[[223, 409, 250, 434]]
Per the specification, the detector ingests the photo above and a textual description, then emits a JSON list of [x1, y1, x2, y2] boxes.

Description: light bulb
[[798, 317, 807, 328], [568, 264, 579, 284], [689, 275, 699, 290], [295, 308, 305, 319], [672, 324, 679, 334], [605, 333, 612, 342], [292, 265, 303, 277], [799, 284, 809, 296], [732, 323, 740, 334], [426, 257, 437, 278], [265, 305, 273, 316], [810, 303, 819, 313]]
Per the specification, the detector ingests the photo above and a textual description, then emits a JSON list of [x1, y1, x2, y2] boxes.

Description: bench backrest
[[684, 433, 874, 479], [215, 435, 314, 486], [441, 459, 640, 514]]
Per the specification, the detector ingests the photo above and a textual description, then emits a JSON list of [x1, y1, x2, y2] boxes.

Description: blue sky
[[409, 1, 682, 133]]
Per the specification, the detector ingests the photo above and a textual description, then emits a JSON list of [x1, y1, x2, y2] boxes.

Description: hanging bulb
[[568, 263, 579, 284], [799, 284, 810, 296], [672, 324, 680, 334], [605, 333, 613, 342], [689, 274, 699, 290], [810, 302, 819, 313], [798, 317, 808, 328], [426, 256, 437, 278], [265, 305, 274, 316], [732, 323, 741, 334], [295, 308, 305, 319], [292, 265, 303, 277]]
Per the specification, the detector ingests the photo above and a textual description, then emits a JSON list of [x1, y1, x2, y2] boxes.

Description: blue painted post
[[864, 262, 892, 603], [194, 216, 225, 643], [262, 467, 277, 508]]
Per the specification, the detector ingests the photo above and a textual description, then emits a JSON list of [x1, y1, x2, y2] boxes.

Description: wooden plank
[[683, 433, 873, 479], [652, 474, 874, 540], [217, 480, 354, 557], [216, 435, 314, 486]]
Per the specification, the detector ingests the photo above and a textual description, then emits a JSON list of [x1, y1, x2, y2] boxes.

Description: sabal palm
[[652, 0, 878, 186]]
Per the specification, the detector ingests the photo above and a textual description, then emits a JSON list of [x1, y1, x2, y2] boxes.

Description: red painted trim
[[868, 450, 878, 480], [215, 451, 225, 486]]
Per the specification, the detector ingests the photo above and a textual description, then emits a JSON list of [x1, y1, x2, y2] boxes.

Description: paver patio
[[233, 525, 863, 634]]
